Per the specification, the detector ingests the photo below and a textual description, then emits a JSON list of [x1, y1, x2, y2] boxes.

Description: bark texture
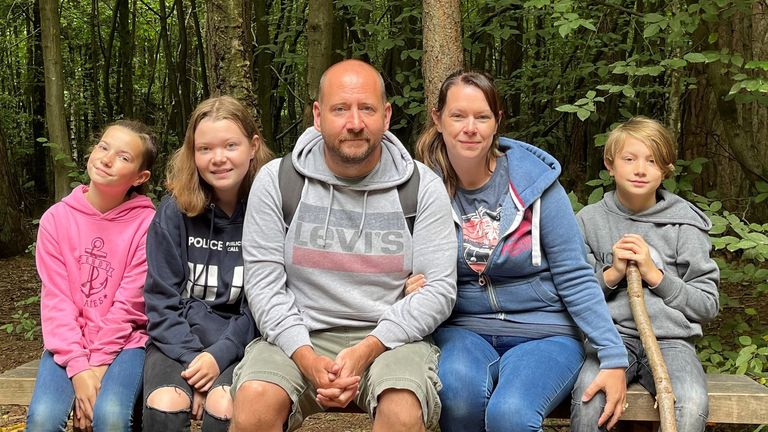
[[422, 0, 463, 111]]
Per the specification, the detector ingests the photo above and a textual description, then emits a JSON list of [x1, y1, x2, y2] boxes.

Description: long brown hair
[[415, 69, 503, 196], [166, 96, 274, 216]]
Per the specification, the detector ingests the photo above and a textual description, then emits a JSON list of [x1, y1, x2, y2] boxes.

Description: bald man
[[231, 60, 457, 431]]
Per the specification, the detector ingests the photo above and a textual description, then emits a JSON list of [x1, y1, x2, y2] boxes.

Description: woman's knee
[[26, 403, 70, 431], [145, 386, 191, 412], [487, 394, 542, 432]]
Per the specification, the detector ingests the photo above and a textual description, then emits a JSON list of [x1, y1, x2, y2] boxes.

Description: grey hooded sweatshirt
[[242, 127, 458, 357], [576, 190, 719, 340]]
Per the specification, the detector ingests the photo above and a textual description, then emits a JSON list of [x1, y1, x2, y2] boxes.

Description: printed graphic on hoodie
[[460, 206, 502, 273], [79, 237, 114, 307], [291, 203, 407, 273]]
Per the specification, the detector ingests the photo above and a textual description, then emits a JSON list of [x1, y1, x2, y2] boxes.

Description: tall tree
[[206, 0, 258, 112], [0, 124, 31, 258], [422, 0, 463, 111], [29, 1, 49, 198], [39, 0, 73, 201], [305, 0, 333, 125]]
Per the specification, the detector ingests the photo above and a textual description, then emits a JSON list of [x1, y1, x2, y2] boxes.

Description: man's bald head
[[317, 59, 387, 105]]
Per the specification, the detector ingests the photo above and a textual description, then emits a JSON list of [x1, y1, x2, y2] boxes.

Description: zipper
[[479, 273, 502, 313]]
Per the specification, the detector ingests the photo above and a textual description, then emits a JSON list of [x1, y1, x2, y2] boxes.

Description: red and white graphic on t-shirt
[[461, 206, 502, 273]]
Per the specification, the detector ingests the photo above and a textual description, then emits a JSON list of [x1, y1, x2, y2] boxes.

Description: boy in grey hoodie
[[230, 60, 457, 432], [570, 117, 719, 432]]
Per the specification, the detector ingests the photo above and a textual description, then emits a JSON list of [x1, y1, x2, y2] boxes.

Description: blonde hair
[[415, 70, 503, 196], [604, 116, 676, 178], [166, 96, 274, 216]]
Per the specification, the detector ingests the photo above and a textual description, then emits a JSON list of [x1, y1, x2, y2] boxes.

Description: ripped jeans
[[142, 344, 234, 432]]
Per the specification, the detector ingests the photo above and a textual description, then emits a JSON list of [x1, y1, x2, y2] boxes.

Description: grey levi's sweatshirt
[[242, 127, 458, 357], [576, 190, 720, 340]]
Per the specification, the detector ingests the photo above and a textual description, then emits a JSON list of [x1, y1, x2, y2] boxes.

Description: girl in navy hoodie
[[414, 71, 628, 432], [143, 96, 272, 431]]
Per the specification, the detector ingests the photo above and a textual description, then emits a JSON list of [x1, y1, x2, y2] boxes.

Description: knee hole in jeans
[[146, 386, 191, 412], [205, 385, 233, 420]]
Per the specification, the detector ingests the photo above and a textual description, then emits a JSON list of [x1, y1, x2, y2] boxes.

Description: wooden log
[[626, 262, 677, 432]]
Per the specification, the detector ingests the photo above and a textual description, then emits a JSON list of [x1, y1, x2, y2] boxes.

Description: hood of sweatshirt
[[63, 184, 154, 221], [599, 189, 712, 231], [292, 127, 414, 190], [499, 137, 562, 208]]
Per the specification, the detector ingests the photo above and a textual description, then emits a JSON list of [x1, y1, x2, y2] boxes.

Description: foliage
[[0, 295, 41, 341]]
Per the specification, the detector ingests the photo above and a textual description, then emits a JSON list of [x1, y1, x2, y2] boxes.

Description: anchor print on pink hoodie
[[36, 185, 155, 378]]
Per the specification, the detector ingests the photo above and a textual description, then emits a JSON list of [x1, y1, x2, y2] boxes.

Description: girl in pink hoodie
[[26, 120, 157, 431]]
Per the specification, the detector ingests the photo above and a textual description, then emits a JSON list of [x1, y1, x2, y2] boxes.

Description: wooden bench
[[2, 360, 767, 428]]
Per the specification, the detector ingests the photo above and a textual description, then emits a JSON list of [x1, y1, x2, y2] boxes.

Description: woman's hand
[[181, 352, 220, 392], [580, 368, 627, 430]]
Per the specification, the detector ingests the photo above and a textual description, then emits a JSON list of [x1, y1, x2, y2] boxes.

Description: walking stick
[[626, 261, 677, 432]]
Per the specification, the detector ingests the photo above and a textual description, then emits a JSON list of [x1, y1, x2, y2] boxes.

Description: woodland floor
[[0, 254, 764, 431]]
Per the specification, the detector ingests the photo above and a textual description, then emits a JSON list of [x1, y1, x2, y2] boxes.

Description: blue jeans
[[434, 327, 585, 432], [570, 337, 708, 432], [26, 348, 145, 432]]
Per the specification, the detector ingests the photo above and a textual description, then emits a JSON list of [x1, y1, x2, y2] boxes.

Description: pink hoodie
[[37, 185, 155, 378]]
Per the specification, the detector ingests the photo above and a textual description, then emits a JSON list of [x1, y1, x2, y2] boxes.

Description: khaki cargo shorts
[[232, 327, 442, 431]]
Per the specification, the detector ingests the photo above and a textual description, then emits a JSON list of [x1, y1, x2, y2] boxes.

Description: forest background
[[0, 0, 766, 402]]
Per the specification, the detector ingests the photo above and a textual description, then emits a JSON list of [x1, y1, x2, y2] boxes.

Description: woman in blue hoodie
[[414, 71, 628, 432], [142, 96, 272, 431]]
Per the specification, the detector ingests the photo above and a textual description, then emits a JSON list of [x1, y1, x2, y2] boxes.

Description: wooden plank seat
[[1, 360, 766, 427]]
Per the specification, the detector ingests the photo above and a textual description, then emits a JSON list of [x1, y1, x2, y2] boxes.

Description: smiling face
[[87, 125, 150, 194], [606, 135, 664, 212], [432, 83, 499, 170], [313, 60, 391, 178], [193, 118, 258, 205]]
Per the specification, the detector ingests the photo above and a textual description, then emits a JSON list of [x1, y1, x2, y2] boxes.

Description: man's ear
[[384, 102, 392, 130], [313, 101, 322, 131]]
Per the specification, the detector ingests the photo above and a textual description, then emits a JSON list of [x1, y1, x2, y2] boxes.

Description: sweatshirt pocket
[[494, 278, 560, 311]]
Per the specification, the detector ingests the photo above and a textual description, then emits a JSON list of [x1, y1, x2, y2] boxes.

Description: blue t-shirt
[[454, 156, 508, 273]]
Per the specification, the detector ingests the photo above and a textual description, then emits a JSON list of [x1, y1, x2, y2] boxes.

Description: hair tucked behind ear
[[100, 120, 157, 196], [166, 96, 274, 216], [415, 69, 503, 196]]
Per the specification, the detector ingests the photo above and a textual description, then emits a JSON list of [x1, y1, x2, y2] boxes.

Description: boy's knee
[[146, 386, 191, 412]]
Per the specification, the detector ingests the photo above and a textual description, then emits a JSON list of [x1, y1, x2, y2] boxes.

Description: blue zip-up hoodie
[[444, 137, 628, 369]]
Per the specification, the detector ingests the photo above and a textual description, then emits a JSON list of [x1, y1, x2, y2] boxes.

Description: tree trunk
[[681, 2, 768, 220], [254, 0, 274, 148], [206, 0, 259, 115], [175, 0, 192, 124], [158, 0, 184, 143], [0, 124, 31, 258], [29, 0, 49, 199], [305, 0, 333, 127], [190, 0, 209, 100], [39, 0, 73, 201], [422, 0, 463, 111]]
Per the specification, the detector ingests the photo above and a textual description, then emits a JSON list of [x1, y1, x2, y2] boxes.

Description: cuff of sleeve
[[206, 339, 238, 371], [599, 265, 618, 291], [274, 325, 312, 358], [596, 344, 629, 369], [65, 356, 90, 378], [179, 350, 201, 368], [88, 352, 116, 368], [371, 320, 409, 349], [649, 272, 680, 300]]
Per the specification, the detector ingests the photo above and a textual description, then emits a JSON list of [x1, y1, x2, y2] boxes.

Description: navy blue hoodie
[[145, 196, 257, 370]]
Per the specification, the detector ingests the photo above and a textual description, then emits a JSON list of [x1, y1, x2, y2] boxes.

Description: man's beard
[[328, 132, 376, 163]]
